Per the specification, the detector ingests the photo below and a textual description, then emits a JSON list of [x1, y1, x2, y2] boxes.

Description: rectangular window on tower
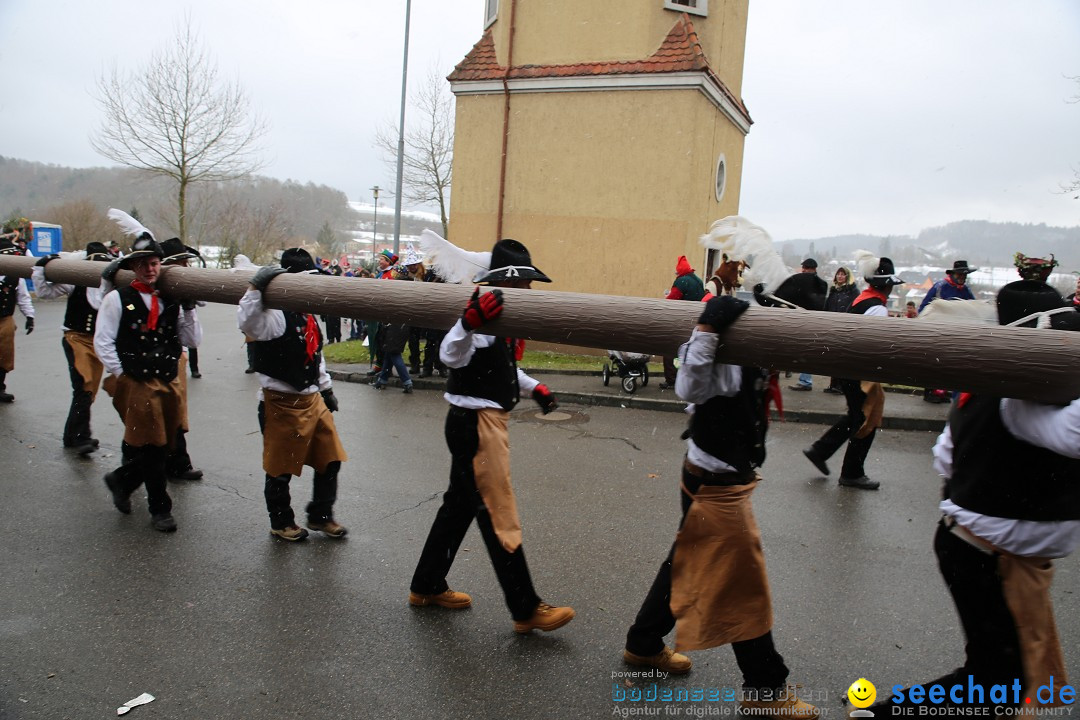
[[485, 0, 498, 28], [664, 0, 708, 17]]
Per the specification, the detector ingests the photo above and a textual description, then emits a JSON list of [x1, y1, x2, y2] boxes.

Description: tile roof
[[448, 14, 751, 124]]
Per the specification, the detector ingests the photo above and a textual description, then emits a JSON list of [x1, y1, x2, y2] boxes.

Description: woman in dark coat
[[823, 267, 859, 393]]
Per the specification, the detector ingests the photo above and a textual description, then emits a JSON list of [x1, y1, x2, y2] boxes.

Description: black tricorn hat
[[160, 237, 199, 265], [946, 260, 977, 275], [996, 280, 1072, 328], [866, 257, 904, 290], [281, 247, 317, 273], [119, 233, 164, 267], [473, 239, 551, 284], [755, 272, 828, 311], [85, 242, 111, 261]]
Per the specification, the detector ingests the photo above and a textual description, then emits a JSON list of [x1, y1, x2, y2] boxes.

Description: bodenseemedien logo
[[848, 678, 877, 718]]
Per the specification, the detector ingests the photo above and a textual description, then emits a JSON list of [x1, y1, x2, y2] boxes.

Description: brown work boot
[[307, 519, 348, 538], [739, 685, 820, 719], [513, 602, 575, 633], [623, 646, 692, 675], [408, 589, 472, 609], [270, 525, 309, 542]]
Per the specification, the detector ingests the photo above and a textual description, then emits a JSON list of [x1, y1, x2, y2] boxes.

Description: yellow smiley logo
[[848, 678, 877, 708]]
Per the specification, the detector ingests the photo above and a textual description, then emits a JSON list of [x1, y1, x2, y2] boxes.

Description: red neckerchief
[[945, 275, 965, 290], [129, 280, 159, 330], [303, 314, 320, 363], [852, 287, 888, 307], [956, 392, 972, 409], [765, 372, 782, 423]]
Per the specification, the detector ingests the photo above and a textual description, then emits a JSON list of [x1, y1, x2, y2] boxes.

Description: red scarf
[[303, 314, 320, 363], [852, 286, 889, 308], [130, 280, 159, 330]]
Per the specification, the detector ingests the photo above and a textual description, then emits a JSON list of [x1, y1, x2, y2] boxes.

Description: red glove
[[532, 384, 558, 415], [461, 287, 504, 331]]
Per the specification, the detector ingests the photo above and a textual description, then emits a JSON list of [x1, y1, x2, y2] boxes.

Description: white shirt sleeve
[[864, 304, 890, 318], [30, 266, 72, 299], [1000, 397, 1080, 459], [674, 328, 742, 404], [517, 367, 540, 396], [439, 319, 492, 368], [932, 424, 954, 478], [15, 279, 34, 318], [177, 304, 201, 349], [94, 291, 124, 377], [237, 288, 286, 340]]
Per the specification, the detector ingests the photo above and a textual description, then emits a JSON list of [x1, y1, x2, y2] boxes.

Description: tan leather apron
[[473, 408, 523, 553], [0, 315, 14, 372], [856, 381, 885, 438], [670, 478, 773, 652], [262, 389, 347, 476], [999, 553, 1069, 706], [64, 330, 104, 399], [109, 374, 186, 448]]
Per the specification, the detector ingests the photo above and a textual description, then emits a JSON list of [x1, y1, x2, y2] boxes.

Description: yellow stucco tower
[[447, 0, 751, 298]]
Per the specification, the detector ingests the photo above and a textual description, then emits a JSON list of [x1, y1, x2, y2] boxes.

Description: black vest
[[688, 366, 770, 472], [64, 286, 98, 334], [945, 395, 1080, 521], [0, 276, 18, 317], [250, 311, 323, 392], [446, 337, 520, 411], [849, 296, 884, 315], [114, 287, 183, 382]]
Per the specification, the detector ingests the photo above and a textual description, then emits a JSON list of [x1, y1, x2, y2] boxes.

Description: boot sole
[[622, 651, 692, 675], [408, 592, 471, 609], [802, 449, 830, 476], [270, 529, 309, 542], [513, 609, 575, 634]]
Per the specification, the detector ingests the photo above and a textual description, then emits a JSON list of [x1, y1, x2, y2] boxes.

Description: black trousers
[[407, 328, 423, 370], [166, 427, 195, 476], [422, 329, 447, 373], [113, 442, 172, 515], [809, 378, 876, 478], [61, 335, 94, 446], [625, 465, 789, 690], [324, 316, 342, 343], [410, 406, 541, 621], [662, 356, 678, 385], [869, 522, 1024, 712]]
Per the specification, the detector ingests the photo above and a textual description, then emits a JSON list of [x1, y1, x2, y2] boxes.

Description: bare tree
[[209, 196, 292, 268], [41, 200, 126, 248], [375, 66, 454, 237], [91, 16, 267, 244]]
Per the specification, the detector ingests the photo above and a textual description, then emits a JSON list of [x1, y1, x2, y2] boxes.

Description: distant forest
[[0, 156, 359, 264], [777, 219, 1080, 270]]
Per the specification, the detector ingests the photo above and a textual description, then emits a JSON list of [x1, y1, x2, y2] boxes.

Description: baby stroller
[[602, 350, 652, 394]]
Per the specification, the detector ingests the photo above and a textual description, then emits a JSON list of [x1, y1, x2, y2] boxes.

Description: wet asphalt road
[[1, 301, 1077, 720]]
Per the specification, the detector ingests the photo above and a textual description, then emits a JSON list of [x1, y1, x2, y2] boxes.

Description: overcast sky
[[1, 0, 1077, 242]]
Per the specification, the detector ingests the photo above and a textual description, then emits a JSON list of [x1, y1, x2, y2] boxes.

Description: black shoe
[[403, 385, 413, 394], [245, 367, 256, 374], [366, 367, 381, 377], [788, 384, 812, 391], [190, 371, 202, 379], [802, 448, 830, 476], [823, 387, 843, 394], [370, 382, 385, 390], [418, 369, 432, 378], [436, 369, 448, 378], [151, 513, 178, 532], [169, 467, 204, 481], [839, 475, 880, 490], [409, 366, 420, 375], [658, 381, 674, 390], [0, 390, 14, 403], [73, 440, 97, 456], [104, 472, 132, 514]]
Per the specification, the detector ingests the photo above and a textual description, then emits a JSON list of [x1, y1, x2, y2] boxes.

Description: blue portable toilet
[[25, 222, 63, 291]]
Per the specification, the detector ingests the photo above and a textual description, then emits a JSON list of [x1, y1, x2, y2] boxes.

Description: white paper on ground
[[116, 692, 155, 715]]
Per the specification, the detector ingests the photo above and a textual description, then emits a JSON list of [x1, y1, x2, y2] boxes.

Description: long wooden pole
[[5, 255, 1078, 404]]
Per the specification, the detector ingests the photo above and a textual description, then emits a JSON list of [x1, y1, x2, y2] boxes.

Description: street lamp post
[[370, 185, 381, 266]]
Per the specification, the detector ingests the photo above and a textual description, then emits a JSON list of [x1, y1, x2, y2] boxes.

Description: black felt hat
[[756, 272, 828, 311], [85, 242, 111, 261], [996, 280, 1070, 328], [160, 237, 198, 265], [473, 239, 551, 284], [118, 233, 163, 268], [281, 247, 317, 273]]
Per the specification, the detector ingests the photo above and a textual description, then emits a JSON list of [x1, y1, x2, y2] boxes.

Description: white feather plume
[[229, 254, 259, 272], [854, 250, 879, 282], [918, 299, 996, 324], [419, 229, 491, 284], [107, 208, 155, 241], [699, 216, 790, 292]]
